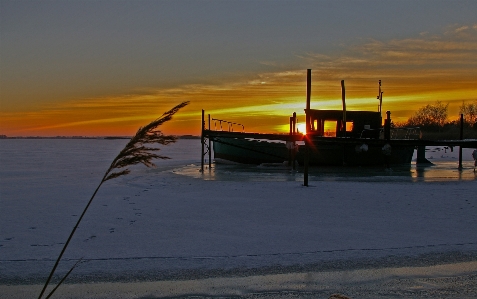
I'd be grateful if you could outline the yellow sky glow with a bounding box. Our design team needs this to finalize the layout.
[1,24,476,136]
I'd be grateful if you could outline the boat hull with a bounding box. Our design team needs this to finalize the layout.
[213,137,415,166]
[213,137,289,164]
[295,143,414,166]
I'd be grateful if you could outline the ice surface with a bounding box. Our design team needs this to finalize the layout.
[0,139,476,298]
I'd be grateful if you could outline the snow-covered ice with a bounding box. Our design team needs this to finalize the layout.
[0,139,476,298]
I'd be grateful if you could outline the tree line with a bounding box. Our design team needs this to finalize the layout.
[396,101,477,139]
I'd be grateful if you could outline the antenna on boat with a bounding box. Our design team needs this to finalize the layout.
[377,80,383,115]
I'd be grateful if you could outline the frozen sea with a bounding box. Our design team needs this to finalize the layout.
[0,138,476,298]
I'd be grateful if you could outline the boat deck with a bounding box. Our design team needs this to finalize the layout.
[203,129,477,148]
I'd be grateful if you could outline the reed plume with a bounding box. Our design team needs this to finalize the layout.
[38,101,189,299]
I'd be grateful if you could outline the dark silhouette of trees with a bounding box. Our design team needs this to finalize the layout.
[401,101,477,139]
[406,101,448,130]
[459,101,477,127]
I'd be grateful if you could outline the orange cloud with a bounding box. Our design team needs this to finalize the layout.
[1,24,476,136]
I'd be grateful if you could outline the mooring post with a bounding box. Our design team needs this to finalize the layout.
[208,114,212,169]
[341,80,346,137]
[289,116,293,167]
[458,113,463,170]
[292,112,296,170]
[416,145,432,165]
[200,109,205,172]
[384,111,391,141]
[384,111,391,168]
[341,80,346,165]
[293,112,297,134]
[304,69,311,186]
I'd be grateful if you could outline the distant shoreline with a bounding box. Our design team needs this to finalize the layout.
[0,135,200,140]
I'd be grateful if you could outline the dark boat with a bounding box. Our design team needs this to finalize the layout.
[212,111,417,167]
[293,108,416,166]
[212,75,417,167]
[213,137,289,164]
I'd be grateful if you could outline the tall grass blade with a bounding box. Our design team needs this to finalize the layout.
[44,258,84,299]
[37,101,189,299]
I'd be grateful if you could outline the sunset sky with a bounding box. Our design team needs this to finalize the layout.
[1,1,476,137]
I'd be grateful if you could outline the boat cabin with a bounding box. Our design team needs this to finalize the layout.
[307,109,382,138]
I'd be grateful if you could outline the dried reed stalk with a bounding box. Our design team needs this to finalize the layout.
[38,101,189,299]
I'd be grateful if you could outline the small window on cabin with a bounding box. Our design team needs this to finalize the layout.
[323,121,337,137]
[346,121,353,132]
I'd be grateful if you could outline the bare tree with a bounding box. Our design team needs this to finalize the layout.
[407,101,448,129]
[459,101,477,126]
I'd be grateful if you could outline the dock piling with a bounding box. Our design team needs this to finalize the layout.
[201,110,205,172]
[208,114,212,169]
[384,111,391,141]
[304,69,311,187]
[288,112,297,169]
[416,145,432,165]
[341,80,346,137]
[341,80,346,165]
[384,111,392,168]
[292,112,296,170]
[289,116,293,167]
[458,113,463,170]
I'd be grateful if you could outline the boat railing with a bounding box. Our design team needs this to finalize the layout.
[378,127,421,140]
[212,118,245,132]
[359,128,380,139]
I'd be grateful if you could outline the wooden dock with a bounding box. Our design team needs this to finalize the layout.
[200,70,477,182]
[201,112,477,187]
[201,115,477,172]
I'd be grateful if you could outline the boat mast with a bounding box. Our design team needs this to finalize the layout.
[306,69,311,134]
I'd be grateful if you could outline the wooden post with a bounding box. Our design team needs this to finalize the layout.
[293,112,297,133]
[341,80,346,137]
[304,69,311,187]
[208,114,212,169]
[200,110,205,172]
[384,111,391,168]
[304,136,309,186]
[458,113,463,170]
[305,69,311,133]
[341,80,346,165]
[384,111,391,141]
[416,146,432,165]
[288,116,293,167]
[292,112,296,170]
